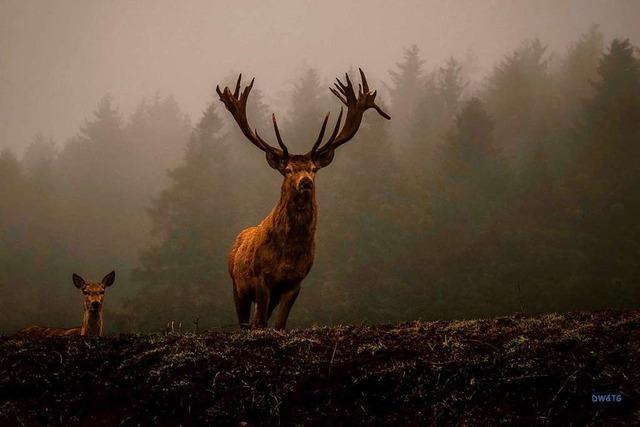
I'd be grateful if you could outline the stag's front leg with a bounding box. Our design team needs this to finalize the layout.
[252,282,271,329]
[274,286,300,330]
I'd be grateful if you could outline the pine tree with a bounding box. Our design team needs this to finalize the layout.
[22,133,57,192]
[560,25,604,125]
[387,45,425,147]
[575,38,640,307]
[484,39,554,165]
[0,150,27,248]
[130,99,236,330]
[431,98,509,236]
[0,149,25,197]
[286,67,331,150]
[582,38,640,185]
[409,57,466,167]
[0,150,22,313]
[388,45,425,115]
[539,26,604,192]
[0,149,35,331]
[424,99,514,317]
[126,94,191,199]
[305,101,407,324]
[54,95,138,264]
[20,135,64,319]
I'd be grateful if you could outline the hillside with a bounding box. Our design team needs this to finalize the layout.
[0,310,638,426]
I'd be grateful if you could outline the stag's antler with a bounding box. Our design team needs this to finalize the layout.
[309,68,390,158]
[216,75,289,158]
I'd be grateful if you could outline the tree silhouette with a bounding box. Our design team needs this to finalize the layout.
[130,99,236,330]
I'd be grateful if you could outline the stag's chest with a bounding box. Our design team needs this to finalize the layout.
[257,235,314,283]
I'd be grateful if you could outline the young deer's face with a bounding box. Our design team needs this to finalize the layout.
[72,271,116,313]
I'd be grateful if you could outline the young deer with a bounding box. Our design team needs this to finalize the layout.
[217,69,390,330]
[17,271,116,337]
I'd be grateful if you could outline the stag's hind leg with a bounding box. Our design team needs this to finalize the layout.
[252,282,271,329]
[267,292,281,323]
[274,286,300,330]
[233,283,252,330]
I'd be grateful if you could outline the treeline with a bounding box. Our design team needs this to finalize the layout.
[1,27,639,332]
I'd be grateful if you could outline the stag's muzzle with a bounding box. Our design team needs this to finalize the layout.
[298,177,314,191]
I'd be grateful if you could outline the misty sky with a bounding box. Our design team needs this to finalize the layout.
[1,0,639,154]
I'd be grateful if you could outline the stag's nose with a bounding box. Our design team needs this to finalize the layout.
[298,177,313,191]
[91,301,101,310]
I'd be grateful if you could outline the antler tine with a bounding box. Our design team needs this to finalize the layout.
[359,68,369,93]
[272,113,288,157]
[233,74,242,98]
[310,108,344,156]
[330,87,348,106]
[217,74,287,158]
[310,112,330,154]
[241,77,255,101]
[344,73,356,101]
[311,69,390,159]
[330,107,344,140]
[374,101,391,120]
[254,129,270,151]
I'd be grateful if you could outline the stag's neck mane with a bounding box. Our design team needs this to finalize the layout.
[81,307,103,337]
[265,185,317,245]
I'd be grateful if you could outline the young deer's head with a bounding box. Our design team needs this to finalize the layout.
[217,69,390,201]
[72,271,116,315]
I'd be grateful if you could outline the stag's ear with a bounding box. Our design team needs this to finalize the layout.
[314,148,335,169]
[101,271,116,287]
[72,273,86,289]
[266,152,287,173]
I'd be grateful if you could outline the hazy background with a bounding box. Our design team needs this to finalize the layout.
[2,0,639,153]
[1,1,640,333]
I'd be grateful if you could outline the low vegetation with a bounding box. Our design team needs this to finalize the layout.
[0,310,638,425]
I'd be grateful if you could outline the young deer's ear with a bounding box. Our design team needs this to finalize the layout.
[314,148,335,169]
[72,273,86,289]
[102,271,116,287]
[266,152,287,173]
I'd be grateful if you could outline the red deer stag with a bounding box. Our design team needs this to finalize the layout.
[17,271,116,337]
[217,69,390,330]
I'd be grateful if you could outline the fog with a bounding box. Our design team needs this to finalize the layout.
[1,1,640,333]
[2,0,639,153]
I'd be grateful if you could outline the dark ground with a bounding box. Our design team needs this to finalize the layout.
[0,310,638,426]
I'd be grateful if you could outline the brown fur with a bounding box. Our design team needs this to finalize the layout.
[219,70,390,330]
[229,156,318,329]
[16,271,116,338]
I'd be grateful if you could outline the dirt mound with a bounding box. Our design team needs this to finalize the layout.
[0,310,638,426]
